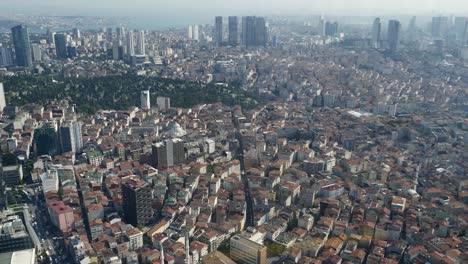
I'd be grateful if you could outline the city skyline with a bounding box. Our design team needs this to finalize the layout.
[0,2,467,264]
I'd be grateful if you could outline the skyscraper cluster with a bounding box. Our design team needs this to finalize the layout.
[213,16,267,47]
[187,25,200,41]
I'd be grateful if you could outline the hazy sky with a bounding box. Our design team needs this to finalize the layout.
[1,0,467,17]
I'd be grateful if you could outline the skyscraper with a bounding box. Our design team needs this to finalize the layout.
[72,28,81,39]
[188,25,193,40]
[127,30,135,57]
[31,44,41,62]
[106,27,113,42]
[255,17,267,46]
[11,25,32,67]
[193,25,200,41]
[371,18,382,49]
[242,16,254,47]
[463,21,468,47]
[431,16,449,38]
[46,29,56,45]
[215,16,223,46]
[325,21,338,36]
[54,33,68,60]
[318,16,326,37]
[228,16,239,46]
[242,16,267,47]
[116,27,125,43]
[136,30,145,55]
[387,20,401,53]
[152,138,185,169]
[140,90,150,110]
[59,121,83,154]
[408,16,417,33]
[122,176,153,227]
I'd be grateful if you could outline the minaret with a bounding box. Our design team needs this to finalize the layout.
[185,231,191,264]
[160,241,165,264]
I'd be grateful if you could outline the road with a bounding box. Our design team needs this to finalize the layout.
[27,185,71,264]
[231,110,254,228]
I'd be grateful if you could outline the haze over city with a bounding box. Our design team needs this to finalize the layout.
[1,0,468,17]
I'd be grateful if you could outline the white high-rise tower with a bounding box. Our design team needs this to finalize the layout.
[193,25,199,41]
[127,30,135,56]
[188,25,193,40]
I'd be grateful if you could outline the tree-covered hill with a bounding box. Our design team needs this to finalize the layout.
[0,75,265,114]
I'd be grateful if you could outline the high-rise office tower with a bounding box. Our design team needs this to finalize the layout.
[72,28,81,39]
[193,25,200,41]
[228,16,238,46]
[387,20,401,53]
[325,21,338,36]
[371,18,382,49]
[0,47,14,66]
[116,27,125,42]
[126,30,135,56]
[188,25,193,40]
[46,29,56,45]
[0,83,6,111]
[112,46,125,60]
[136,30,145,55]
[122,176,154,227]
[242,16,267,47]
[59,121,83,154]
[140,90,150,110]
[106,27,113,42]
[432,16,449,38]
[31,44,41,62]
[255,17,267,46]
[242,16,256,46]
[11,25,32,67]
[318,16,326,37]
[156,96,170,112]
[152,138,185,169]
[454,17,466,42]
[215,16,223,46]
[54,33,68,59]
[463,21,468,47]
[408,16,417,32]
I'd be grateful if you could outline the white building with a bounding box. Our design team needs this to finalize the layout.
[188,25,193,40]
[0,83,6,111]
[127,31,135,56]
[40,169,59,194]
[140,90,151,110]
[193,25,200,41]
[125,227,143,251]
